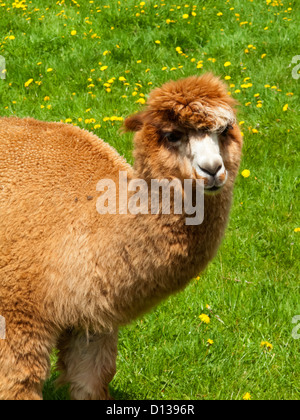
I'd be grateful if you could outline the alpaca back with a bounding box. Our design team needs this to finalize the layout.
[0,117,132,310]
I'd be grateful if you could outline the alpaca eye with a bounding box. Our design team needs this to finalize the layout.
[164,132,182,144]
[221,124,233,136]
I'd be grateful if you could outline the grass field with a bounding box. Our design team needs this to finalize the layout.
[0,0,299,400]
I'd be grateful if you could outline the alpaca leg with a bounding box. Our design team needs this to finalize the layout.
[0,314,52,400]
[56,329,118,400]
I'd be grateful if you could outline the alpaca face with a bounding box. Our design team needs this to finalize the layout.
[125,74,243,191]
[160,127,232,193]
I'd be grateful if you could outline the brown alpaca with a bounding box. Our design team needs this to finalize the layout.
[0,74,243,400]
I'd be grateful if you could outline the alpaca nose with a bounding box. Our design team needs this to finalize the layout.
[199,159,223,177]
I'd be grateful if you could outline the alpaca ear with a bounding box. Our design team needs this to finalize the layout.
[124,112,147,132]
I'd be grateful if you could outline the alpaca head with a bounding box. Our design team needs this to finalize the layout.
[125,73,243,193]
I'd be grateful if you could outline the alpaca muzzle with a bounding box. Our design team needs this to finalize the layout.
[190,133,228,192]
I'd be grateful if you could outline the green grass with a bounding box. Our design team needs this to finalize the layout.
[1,0,299,400]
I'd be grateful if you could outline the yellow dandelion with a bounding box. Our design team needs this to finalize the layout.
[294,228,300,233]
[155,40,161,44]
[182,14,189,19]
[199,314,210,324]
[71,30,77,36]
[100,66,108,71]
[44,96,50,101]
[136,98,146,105]
[24,79,34,87]
[283,104,288,112]
[243,392,251,401]
[207,339,214,345]
[224,61,231,67]
[47,68,53,73]
[241,169,250,178]
[261,341,273,350]
[225,76,231,80]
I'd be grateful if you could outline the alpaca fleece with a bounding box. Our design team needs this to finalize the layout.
[0,74,243,400]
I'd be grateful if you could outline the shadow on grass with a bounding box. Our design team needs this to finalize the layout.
[43,371,70,401]
[43,372,139,401]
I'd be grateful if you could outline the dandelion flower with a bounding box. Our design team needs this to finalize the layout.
[241,169,250,178]
[47,68,53,73]
[294,228,300,232]
[207,339,214,345]
[155,40,161,44]
[261,341,273,350]
[24,79,34,87]
[182,14,189,19]
[283,104,288,112]
[224,61,231,67]
[199,314,210,324]
[71,30,77,36]
[243,392,251,401]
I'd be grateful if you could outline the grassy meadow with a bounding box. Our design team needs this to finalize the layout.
[0,0,299,400]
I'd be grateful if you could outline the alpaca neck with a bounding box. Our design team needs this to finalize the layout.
[124,169,234,281]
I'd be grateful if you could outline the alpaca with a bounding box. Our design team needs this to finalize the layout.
[0,73,243,400]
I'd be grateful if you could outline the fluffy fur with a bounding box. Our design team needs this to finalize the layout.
[0,74,243,400]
